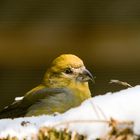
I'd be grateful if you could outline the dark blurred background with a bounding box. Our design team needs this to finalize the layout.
[0,0,140,109]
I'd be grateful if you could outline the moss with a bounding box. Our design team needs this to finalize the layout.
[1,122,140,140]
[38,127,86,140]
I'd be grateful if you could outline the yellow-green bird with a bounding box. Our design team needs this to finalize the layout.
[0,54,94,118]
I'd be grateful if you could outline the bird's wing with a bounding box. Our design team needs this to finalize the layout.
[0,85,68,118]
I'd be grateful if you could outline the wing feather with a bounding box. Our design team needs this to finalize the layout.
[0,85,67,118]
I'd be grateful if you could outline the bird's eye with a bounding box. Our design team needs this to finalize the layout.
[64,68,73,74]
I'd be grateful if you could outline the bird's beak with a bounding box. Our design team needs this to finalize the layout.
[77,68,95,83]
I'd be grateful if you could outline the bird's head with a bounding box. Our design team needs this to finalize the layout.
[43,54,94,87]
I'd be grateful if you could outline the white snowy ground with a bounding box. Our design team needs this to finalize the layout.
[0,85,140,139]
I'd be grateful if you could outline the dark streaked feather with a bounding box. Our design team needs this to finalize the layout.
[0,86,69,118]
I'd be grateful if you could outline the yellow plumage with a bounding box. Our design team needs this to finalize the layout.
[0,54,94,118]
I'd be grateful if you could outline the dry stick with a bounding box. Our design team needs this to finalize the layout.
[89,100,101,119]
[52,119,109,128]
[89,100,108,120]
[109,80,132,88]
[52,119,133,128]
[47,119,136,138]
[96,104,108,120]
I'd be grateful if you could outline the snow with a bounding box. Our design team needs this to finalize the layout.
[0,86,140,139]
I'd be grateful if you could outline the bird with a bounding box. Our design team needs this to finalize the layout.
[0,54,94,118]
